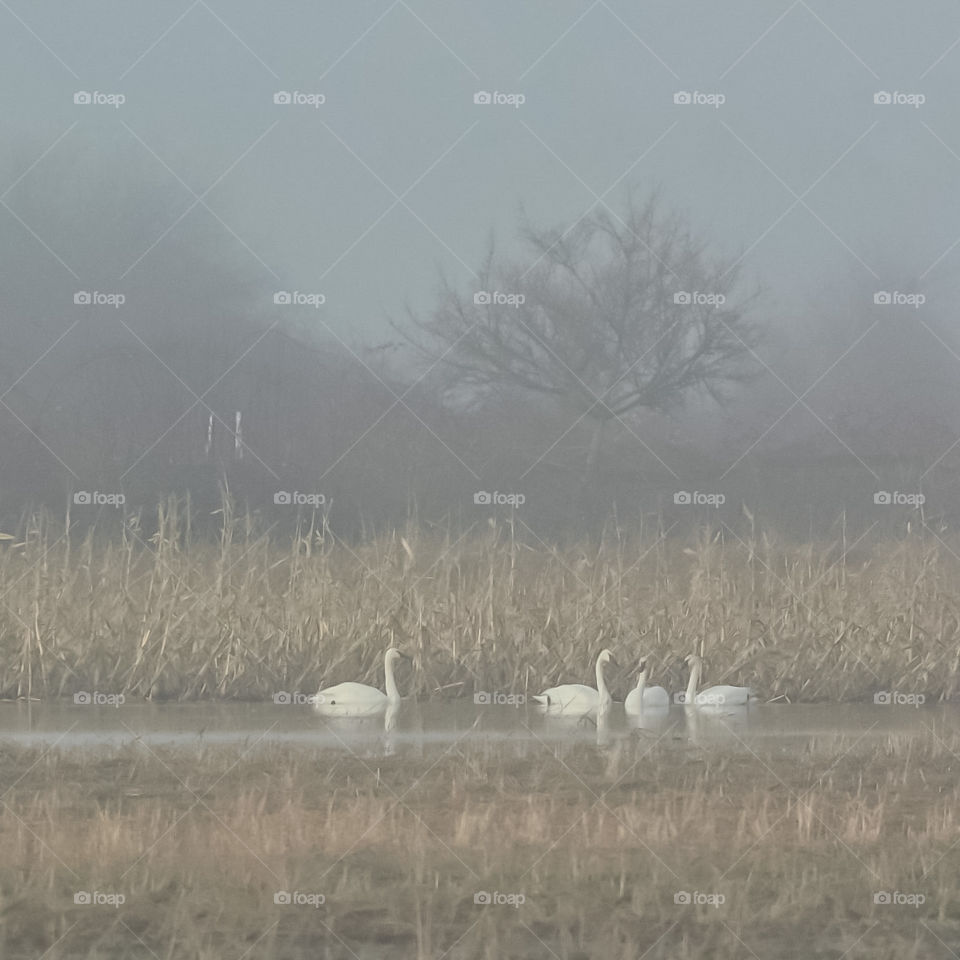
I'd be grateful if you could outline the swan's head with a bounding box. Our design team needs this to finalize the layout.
[685,654,703,669]
[385,648,407,666]
[637,657,649,672]
[597,648,617,668]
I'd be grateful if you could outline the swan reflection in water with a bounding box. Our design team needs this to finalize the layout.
[683,701,753,746]
[383,701,398,755]
[626,704,671,734]
[596,706,613,747]
[316,701,402,757]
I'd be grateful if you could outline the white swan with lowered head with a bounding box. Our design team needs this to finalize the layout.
[624,657,670,714]
[532,649,617,715]
[682,654,755,709]
[313,648,406,717]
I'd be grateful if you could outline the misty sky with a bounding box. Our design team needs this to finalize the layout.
[3,0,960,346]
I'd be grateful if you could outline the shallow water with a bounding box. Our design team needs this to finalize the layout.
[0,699,951,755]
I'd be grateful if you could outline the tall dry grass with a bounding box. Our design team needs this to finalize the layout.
[0,501,957,702]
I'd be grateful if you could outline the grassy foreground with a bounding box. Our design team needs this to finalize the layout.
[0,506,957,702]
[1,721,959,958]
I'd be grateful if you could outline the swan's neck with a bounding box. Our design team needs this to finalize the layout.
[596,658,610,703]
[636,671,647,697]
[685,661,700,703]
[384,656,400,702]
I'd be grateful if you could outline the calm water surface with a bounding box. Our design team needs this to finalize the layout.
[0,699,952,755]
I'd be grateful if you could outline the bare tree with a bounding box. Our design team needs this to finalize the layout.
[401,191,762,493]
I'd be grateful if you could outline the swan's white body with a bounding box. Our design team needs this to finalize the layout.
[314,649,403,717]
[533,649,616,715]
[683,655,755,710]
[624,659,670,714]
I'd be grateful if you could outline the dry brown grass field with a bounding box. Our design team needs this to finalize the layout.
[1,724,959,958]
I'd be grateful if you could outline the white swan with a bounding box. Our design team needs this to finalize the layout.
[313,648,405,717]
[682,654,755,709]
[532,649,617,715]
[624,657,670,714]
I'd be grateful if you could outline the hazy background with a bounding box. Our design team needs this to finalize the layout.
[2,0,960,539]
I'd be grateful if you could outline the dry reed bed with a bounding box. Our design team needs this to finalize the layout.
[1,731,959,958]
[0,505,958,702]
